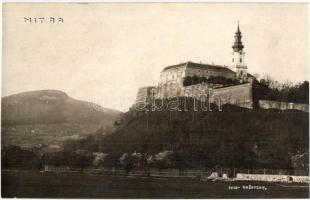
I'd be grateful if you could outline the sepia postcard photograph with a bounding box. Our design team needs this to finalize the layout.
[1,1,309,198]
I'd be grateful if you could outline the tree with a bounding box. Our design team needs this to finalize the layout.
[253,78,309,104]
[93,152,109,167]
[183,76,192,86]
[70,150,93,172]
[119,153,134,174]
[2,145,41,170]
[192,75,199,85]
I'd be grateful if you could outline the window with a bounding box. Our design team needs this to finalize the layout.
[240,58,242,62]
[232,58,234,62]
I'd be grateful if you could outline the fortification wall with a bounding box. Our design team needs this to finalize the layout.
[135,86,156,105]
[156,82,184,99]
[211,83,253,109]
[259,100,309,112]
[181,83,210,102]
[179,83,252,108]
[136,83,253,109]
[236,173,309,183]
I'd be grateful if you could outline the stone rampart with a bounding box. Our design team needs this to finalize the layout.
[211,83,252,109]
[153,83,253,109]
[135,86,156,105]
[180,83,253,108]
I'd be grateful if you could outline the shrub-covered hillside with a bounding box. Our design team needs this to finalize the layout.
[64,98,308,170]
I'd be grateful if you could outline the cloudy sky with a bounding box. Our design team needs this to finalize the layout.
[3,3,309,111]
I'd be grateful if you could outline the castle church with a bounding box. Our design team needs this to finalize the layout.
[135,24,254,109]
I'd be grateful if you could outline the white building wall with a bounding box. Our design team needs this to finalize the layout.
[236,173,309,183]
[232,51,246,67]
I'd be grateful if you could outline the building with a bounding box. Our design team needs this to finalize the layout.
[135,23,254,109]
[156,62,236,98]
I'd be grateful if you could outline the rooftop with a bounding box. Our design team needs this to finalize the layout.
[162,61,235,73]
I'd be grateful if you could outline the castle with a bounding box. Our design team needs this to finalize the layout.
[135,23,254,109]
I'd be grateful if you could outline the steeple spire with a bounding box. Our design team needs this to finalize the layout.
[236,21,240,33]
[232,22,244,52]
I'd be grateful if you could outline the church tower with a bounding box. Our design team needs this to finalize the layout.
[232,22,247,81]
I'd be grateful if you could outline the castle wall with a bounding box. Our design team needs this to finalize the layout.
[211,83,253,109]
[181,83,210,102]
[179,83,252,109]
[135,86,156,105]
[156,82,183,98]
[259,100,309,112]
[137,83,253,109]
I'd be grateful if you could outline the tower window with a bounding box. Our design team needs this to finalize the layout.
[240,58,242,62]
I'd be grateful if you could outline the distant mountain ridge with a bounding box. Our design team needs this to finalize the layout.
[2,90,122,126]
[1,90,122,149]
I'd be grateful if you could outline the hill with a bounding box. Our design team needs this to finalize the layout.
[64,98,309,170]
[1,90,122,149]
[2,90,121,125]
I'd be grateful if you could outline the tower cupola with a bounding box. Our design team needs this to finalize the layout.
[232,24,244,52]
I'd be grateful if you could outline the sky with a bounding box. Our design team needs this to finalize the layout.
[2,3,309,111]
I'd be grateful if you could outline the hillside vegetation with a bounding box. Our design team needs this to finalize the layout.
[63,98,308,170]
[253,79,308,104]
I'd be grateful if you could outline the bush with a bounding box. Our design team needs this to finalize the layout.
[253,79,309,104]
[2,145,41,170]
[183,76,240,86]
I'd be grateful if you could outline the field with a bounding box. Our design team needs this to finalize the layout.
[1,123,100,149]
[1,170,309,198]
